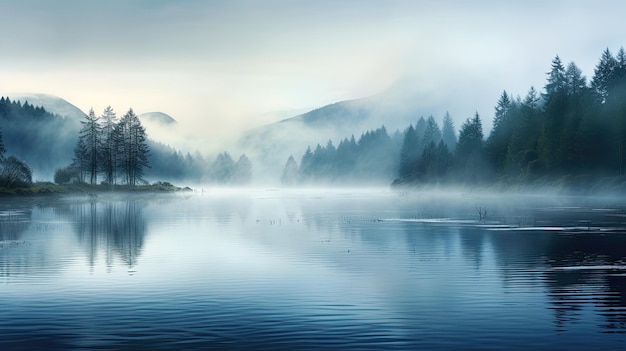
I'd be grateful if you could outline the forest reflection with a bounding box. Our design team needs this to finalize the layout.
[0,202,33,278]
[0,202,31,241]
[54,199,147,271]
[305,198,626,335]
[456,213,626,333]
[3,192,626,336]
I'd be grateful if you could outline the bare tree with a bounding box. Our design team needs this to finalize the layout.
[0,155,32,187]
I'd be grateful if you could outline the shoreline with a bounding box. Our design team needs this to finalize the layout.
[0,181,193,197]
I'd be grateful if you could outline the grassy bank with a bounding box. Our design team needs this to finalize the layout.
[0,181,193,196]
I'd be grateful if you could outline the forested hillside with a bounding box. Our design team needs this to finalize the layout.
[1,98,252,186]
[0,96,80,178]
[5,46,626,189]
[284,47,626,189]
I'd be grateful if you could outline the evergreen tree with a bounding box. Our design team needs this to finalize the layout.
[615,47,626,84]
[441,112,457,152]
[457,113,484,157]
[335,136,357,177]
[398,125,419,178]
[421,115,442,148]
[73,134,88,183]
[416,140,453,182]
[540,56,570,171]
[486,91,515,171]
[299,146,313,181]
[100,106,118,184]
[591,48,617,104]
[77,108,101,185]
[311,143,325,178]
[562,62,591,170]
[212,152,235,183]
[232,154,252,184]
[544,55,567,99]
[414,117,428,156]
[415,117,427,139]
[0,126,5,161]
[294,125,397,183]
[323,140,337,179]
[117,109,150,186]
[456,112,487,183]
[281,155,299,185]
[523,86,540,110]
[565,62,587,96]
[357,126,396,181]
[505,87,542,177]
[435,140,453,177]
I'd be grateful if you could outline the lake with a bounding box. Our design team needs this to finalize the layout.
[1,188,626,350]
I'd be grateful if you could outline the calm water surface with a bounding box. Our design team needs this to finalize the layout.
[1,188,626,350]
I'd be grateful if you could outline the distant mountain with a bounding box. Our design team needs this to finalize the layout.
[4,93,86,120]
[139,111,177,125]
[241,85,442,148]
[238,87,442,183]
[137,111,182,147]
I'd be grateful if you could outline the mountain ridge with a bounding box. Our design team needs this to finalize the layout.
[139,111,177,125]
[2,93,87,120]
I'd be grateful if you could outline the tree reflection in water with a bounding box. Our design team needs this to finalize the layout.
[479,205,626,334]
[0,202,33,278]
[58,199,147,273]
[296,195,626,334]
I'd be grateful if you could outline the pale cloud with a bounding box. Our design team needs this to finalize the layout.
[1,0,626,142]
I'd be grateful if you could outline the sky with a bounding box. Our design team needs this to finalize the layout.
[1,0,626,139]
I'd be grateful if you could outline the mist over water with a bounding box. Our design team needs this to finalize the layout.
[1,188,626,350]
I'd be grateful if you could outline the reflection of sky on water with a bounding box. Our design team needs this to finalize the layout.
[1,189,626,349]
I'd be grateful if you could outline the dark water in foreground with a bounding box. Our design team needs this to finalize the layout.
[1,188,626,350]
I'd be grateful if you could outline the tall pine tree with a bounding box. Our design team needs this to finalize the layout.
[591,48,616,104]
[456,112,487,183]
[486,91,514,171]
[100,106,118,184]
[441,112,457,152]
[0,126,6,161]
[117,109,150,186]
[77,109,101,185]
[398,125,420,178]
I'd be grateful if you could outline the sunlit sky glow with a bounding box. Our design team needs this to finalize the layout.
[1,0,625,138]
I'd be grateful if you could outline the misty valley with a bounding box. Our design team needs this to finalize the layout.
[5,49,626,193]
[2,45,626,350]
[1,189,626,350]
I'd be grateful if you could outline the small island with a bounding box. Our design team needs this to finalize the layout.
[0,104,195,196]
[0,181,193,196]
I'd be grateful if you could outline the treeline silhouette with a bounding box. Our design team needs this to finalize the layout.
[56,107,151,185]
[0,98,253,186]
[281,126,403,184]
[146,142,252,185]
[284,47,626,188]
[55,106,252,185]
[0,97,78,180]
[55,106,255,186]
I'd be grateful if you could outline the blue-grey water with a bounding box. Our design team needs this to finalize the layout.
[1,188,626,350]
